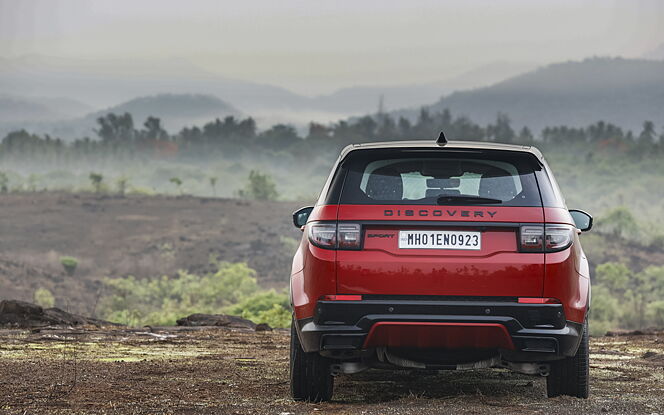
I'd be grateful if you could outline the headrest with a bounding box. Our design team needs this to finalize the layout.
[365,166,403,200]
[479,169,516,200]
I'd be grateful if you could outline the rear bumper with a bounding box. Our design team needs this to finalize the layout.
[295,298,584,362]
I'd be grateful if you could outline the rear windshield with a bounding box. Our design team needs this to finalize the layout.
[327,149,546,206]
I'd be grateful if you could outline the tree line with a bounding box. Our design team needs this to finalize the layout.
[1,109,663,162]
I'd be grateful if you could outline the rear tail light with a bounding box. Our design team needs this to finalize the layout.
[308,223,337,248]
[338,223,361,249]
[544,224,574,252]
[308,222,362,250]
[519,226,544,252]
[519,224,574,253]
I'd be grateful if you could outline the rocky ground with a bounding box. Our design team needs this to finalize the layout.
[0,326,662,415]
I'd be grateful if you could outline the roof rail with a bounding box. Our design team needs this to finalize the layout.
[436,131,447,145]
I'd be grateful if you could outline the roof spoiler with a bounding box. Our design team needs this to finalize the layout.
[436,131,447,145]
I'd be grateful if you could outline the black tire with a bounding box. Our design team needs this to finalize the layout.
[546,320,590,398]
[290,318,333,402]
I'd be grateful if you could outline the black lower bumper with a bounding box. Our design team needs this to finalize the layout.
[296,297,583,362]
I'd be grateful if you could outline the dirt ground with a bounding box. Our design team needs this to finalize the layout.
[0,326,662,415]
[0,192,304,315]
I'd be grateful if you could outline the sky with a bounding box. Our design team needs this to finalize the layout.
[1,0,663,95]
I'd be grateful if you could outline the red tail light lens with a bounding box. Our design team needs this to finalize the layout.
[519,224,574,253]
[307,222,362,250]
[308,223,337,248]
[338,223,361,250]
[544,224,574,252]
[519,226,544,252]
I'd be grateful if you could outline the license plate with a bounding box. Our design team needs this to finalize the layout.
[398,230,481,250]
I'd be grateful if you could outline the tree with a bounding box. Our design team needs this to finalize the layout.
[0,171,8,193]
[354,116,378,140]
[487,113,515,143]
[451,116,484,141]
[209,176,218,196]
[95,113,135,143]
[259,124,300,150]
[142,116,169,141]
[89,172,104,194]
[239,170,278,201]
[517,127,534,144]
[169,177,183,195]
[397,117,412,137]
[116,176,130,197]
[306,123,331,141]
[638,121,656,145]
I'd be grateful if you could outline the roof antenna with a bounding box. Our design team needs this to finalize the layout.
[436,131,447,145]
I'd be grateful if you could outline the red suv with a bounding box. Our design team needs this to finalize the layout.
[289,136,592,401]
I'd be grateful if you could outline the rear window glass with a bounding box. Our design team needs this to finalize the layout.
[332,149,545,206]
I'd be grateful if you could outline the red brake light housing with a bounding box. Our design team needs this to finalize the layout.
[519,224,574,253]
[308,222,362,250]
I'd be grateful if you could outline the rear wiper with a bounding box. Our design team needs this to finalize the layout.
[436,195,502,205]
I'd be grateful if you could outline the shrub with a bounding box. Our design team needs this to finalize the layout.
[99,262,265,326]
[595,207,640,240]
[280,236,300,254]
[127,186,155,196]
[34,288,55,308]
[225,290,291,328]
[26,174,39,192]
[648,301,664,327]
[89,172,104,194]
[116,176,130,196]
[649,234,664,250]
[60,256,79,276]
[591,262,664,332]
[238,170,278,201]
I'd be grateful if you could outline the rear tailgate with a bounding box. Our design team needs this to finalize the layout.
[336,204,545,297]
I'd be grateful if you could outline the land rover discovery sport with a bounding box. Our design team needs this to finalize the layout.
[289,136,593,401]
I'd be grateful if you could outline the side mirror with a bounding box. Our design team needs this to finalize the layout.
[569,209,593,232]
[293,206,314,229]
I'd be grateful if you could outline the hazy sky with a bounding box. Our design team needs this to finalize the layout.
[1,0,663,94]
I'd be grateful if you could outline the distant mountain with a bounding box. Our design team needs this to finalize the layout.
[0,55,307,113]
[0,55,538,131]
[400,57,664,132]
[308,61,537,114]
[87,93,240,131]
[0,95,92,123]
[0,93,240,139]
